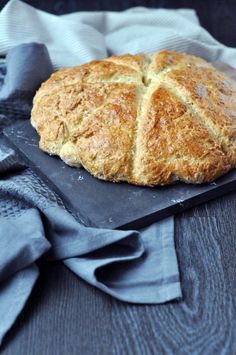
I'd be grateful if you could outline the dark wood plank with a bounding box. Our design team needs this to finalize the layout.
[111,200,236,354]
[182,190,236,218]
[1,262,112,355]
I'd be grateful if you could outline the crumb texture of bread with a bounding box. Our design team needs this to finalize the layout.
[31,50,236,185]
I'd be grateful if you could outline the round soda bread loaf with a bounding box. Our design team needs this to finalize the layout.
[31,50,236,186]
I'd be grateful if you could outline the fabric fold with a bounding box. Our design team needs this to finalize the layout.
[0,164,181,305]
[0,208,50,283]
[0,141,26,172]
[0,265,39,345]
[1,0,236,68]
[43,206,144,259]
[65,217,181,303]
[0,42,53,101]
[0,0,107,68]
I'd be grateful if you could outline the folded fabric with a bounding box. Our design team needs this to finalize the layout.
[0,42,53,119]
[0,265,39,345]
[1,0,236,68]
[0,42,53,101]
[0,42,181,346]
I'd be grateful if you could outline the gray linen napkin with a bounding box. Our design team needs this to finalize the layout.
[1,0,236,68]
[0,43,181,345]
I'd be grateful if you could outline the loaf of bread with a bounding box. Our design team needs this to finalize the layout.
[31,50,236,185]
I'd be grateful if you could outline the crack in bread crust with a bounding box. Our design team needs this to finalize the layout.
[158,68,236,166]
[31,50,236,185]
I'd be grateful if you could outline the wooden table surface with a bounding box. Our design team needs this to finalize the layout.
[1,1,236,354]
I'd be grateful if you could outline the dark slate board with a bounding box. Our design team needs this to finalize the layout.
[3,120,236,229]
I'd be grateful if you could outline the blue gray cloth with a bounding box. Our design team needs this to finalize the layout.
[0,43,181,345]
[2,1,236,68]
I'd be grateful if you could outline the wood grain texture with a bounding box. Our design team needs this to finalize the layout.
[1,263,112,355]
[111,196,236,354]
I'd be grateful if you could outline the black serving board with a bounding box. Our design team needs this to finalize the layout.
[4,120,236,229]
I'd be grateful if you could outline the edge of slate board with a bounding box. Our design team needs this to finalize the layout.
[3,133,92,227]
[3,120,236,230]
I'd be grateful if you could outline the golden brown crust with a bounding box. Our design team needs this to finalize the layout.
[31,50,236,186]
